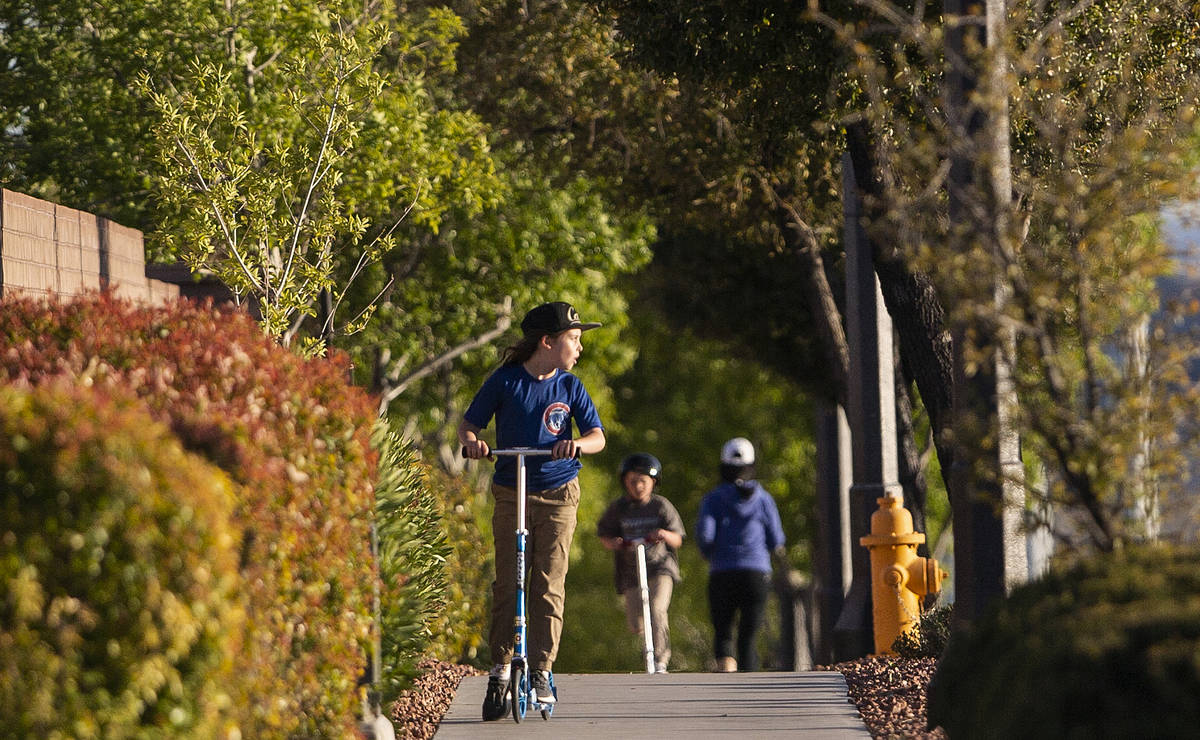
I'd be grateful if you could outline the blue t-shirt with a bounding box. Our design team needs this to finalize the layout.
[695,481,786,573]
[463,364,603,491]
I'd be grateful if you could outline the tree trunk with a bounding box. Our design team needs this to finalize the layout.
[772,185,943,536]
[772,200,849,409]
[845,124,958,493]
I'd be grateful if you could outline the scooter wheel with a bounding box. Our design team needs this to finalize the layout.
[510,665,526,722]
[541,674,555,720]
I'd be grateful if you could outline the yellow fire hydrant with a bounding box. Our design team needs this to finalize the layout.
[859,495,949,654]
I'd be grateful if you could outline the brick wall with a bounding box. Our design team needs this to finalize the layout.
[0,189,178,305]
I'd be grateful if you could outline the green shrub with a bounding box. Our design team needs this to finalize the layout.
[0,382,244,739]
[892,604,952,659]
[928,545,1200,739]
[0,294,378,737]
[373,422,450,700]
[425,468,492,668]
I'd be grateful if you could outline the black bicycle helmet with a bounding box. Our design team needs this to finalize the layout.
[619,452,662,482]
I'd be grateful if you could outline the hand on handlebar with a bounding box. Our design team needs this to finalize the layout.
[551,438,579,460]
[461,440,491,460]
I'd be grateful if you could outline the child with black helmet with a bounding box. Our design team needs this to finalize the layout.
[596,453,686,673]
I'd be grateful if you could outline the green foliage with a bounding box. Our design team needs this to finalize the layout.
[598,0,839,136]
[140,5,495,347]
[142,22,391,344]
[928,545,1200,739]
[891,604,952,659]
[4,0,501,351]
[362,0,656,452]
[0,294,378,737]
[602,0,1200,550]
[0,382,244,739]
[424,467,494,668]
[833,0,1200,549]
[0,0,221,227]
[372,423,451,700]
[640,227,829,396]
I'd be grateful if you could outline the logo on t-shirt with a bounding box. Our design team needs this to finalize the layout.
[543,402,571,435]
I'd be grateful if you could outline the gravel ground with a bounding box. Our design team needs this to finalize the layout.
[388,659,482,740]
[820,655,946,739]
[390,655,944,739]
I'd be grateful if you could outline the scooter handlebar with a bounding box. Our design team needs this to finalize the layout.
[460,446,581,460]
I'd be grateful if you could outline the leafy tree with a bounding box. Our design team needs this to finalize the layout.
[816,0,1200,551]
[4,0,501,353]
[600,0,1200,559]
[140,3,502,351]
[586,0,943,536]
[144,22,391,349]
[1,0,216,227]
[358,0,659,463]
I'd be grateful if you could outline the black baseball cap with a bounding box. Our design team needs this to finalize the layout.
[521,301,602,337]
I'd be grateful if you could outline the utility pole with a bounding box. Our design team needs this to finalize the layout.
[943,0,1029,624]
[833,152,905,659]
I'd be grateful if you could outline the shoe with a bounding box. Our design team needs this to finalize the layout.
[530,670,556,704]
[715,656,737,673]
[481,675,509,721]
[654,662,669,674]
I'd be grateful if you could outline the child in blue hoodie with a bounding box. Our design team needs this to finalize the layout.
[695,437,786,672]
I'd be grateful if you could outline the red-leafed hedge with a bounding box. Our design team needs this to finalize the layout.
[0,381,244,738]
[0,294,378,737]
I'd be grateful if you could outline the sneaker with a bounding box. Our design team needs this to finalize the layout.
[481,675,509,721]
[530,670,556,704]
[654,662,669,674]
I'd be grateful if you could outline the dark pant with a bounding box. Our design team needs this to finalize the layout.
[707,569,770,671]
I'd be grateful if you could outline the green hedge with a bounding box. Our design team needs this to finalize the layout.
[424,466,493,667]
[928,545,1200,739]
[892,604,952,659]
[373,423,450,700]
[0,382,244,739]
[0,294,379,737]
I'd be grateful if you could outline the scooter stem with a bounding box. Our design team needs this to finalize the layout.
[636,542,655,674]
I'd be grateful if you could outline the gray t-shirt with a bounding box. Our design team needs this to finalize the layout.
[596,493,686,593]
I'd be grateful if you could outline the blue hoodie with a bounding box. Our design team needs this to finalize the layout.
[695,481,786,573]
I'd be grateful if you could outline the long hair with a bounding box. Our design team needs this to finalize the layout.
[720,463,757,497]
[501,335,543,366]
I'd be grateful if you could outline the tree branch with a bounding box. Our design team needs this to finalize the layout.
[376,297,514,416]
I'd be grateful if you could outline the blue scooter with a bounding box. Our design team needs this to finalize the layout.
[481,447,560,722]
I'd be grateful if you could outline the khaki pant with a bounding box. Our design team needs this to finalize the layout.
[622,573,674,667]
[489,478,580,671]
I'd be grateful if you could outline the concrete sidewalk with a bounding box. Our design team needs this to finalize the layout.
[435,671,871,738]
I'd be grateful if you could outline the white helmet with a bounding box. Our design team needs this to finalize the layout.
[720,437,755,466]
